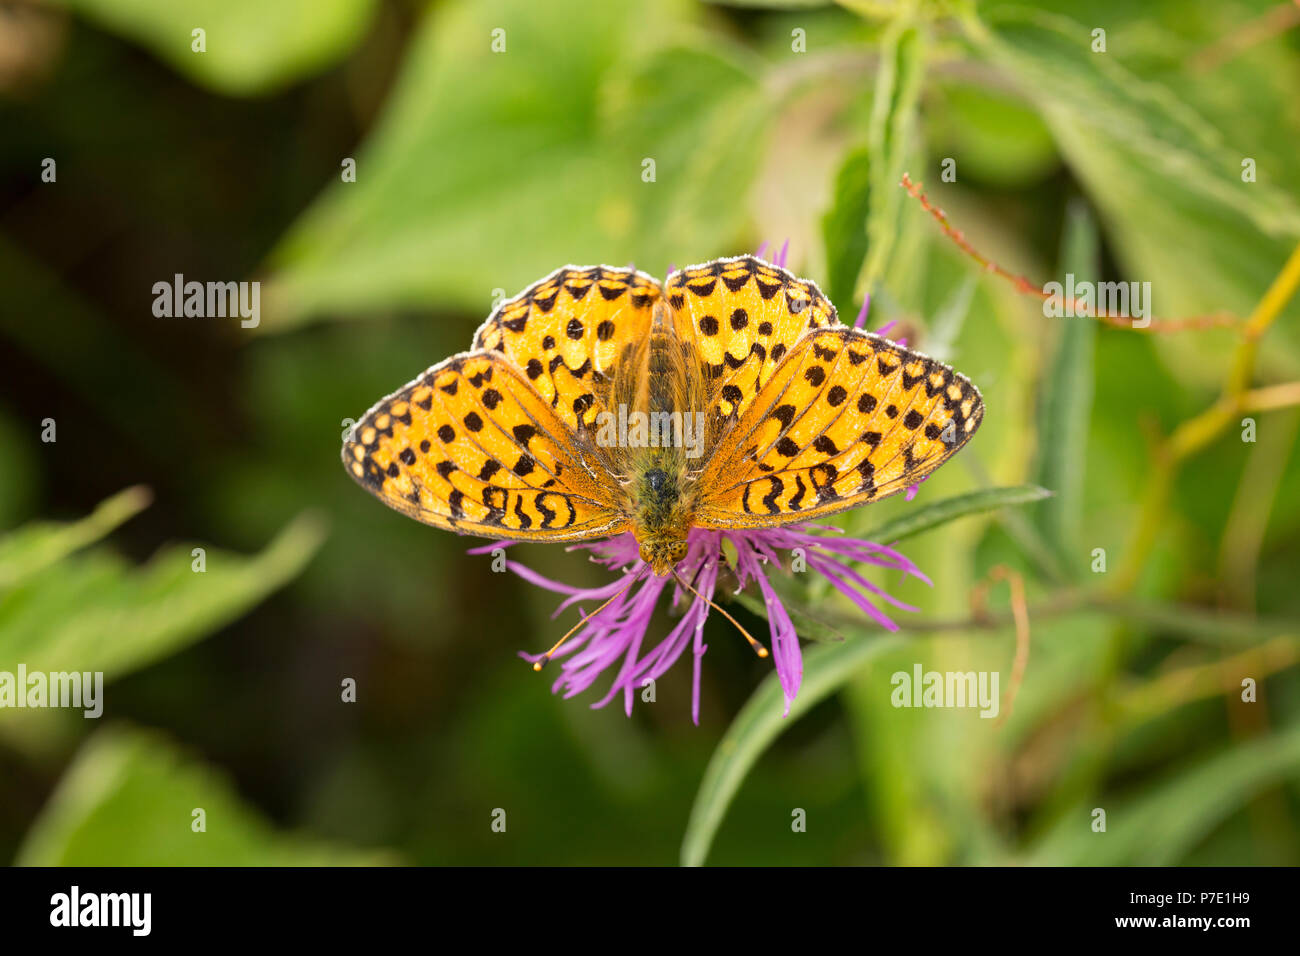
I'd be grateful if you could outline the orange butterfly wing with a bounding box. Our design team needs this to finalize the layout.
[344,256,985,541]
[473,265,663,431]
[343,352,628,541]
[665,255,838,423]
[694,326,984,527]
[344,264,670,540]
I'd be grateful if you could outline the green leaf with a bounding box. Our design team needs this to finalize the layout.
[1025,721,1300,865]
[969,8,1300,239]
[0,494,326,687]
[17,726,392,865]
[733,584,845,644]
[966,6,1300,381]
[862,21,925,292]
[860,484,1053,545]
[1033,201,1096,572]
[48,0,377,95]
[681,633,904,866]
[0,486,151,591]
[922,273,977,363]
[264,0,773,330]
[821,146,872,312]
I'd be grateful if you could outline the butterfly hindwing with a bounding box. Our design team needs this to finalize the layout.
[473,265,663,432]
[693,326,984,527]
[343,352,628,541]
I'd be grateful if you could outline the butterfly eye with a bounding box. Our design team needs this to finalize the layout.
[636,539,688,571]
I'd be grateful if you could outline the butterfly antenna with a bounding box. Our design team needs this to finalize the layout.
[672,571,768,659]
[532,571,643,672]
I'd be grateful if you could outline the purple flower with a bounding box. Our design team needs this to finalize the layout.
[470,526,929,724]
[853,296,872,329]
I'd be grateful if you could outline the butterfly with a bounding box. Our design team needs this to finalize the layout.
[342,256,984,576]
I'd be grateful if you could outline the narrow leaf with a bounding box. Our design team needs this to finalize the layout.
[1034,200,1096,570]
[733,587,845,644]
[821,146,872,312]
[681,634,904,866]
[863,22,925,291]
[1025,721,1300,865]
[0,486,151,591]
[861,484,1053,546]
[0,512,327,682]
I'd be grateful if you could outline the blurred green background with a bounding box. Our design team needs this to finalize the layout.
[2,0,1299,866]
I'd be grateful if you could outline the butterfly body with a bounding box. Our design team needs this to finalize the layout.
[344,257,985,573]
[611,301,707,573]
[627,463,693,575]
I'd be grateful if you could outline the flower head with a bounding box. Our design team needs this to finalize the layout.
[472,526,928,723]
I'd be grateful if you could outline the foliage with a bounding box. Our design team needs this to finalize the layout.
[2,0,1298,866]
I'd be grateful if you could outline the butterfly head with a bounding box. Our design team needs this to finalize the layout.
[637,536,689,577]
[628,464,694,575]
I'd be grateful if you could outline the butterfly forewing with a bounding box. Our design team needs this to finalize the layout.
[473,265,663,432]
[665,256,837,424]
[343,352,628,541]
